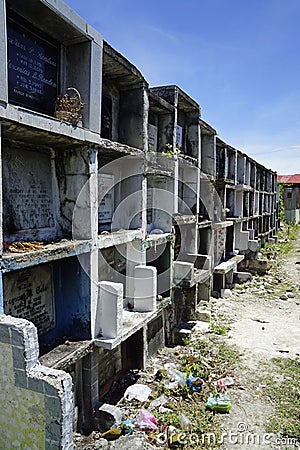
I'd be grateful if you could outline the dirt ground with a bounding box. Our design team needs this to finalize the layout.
[75,231,300,449]
[214,233,300,450]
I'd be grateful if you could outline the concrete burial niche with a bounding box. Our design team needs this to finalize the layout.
[2,145,56,241]
[150,85,200,159]
[146,242,171,299]
[148,90,174,153]
[98,157,144,232]
[101,42,147,150]
[147,175,174,233]
[3,256,91,355]
[2,143,93,243]
[5,0,102,131]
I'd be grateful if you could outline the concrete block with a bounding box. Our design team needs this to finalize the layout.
[233,271,252,284]
[173,261,194,285]
[0,325,11,344]
[10,327,24,347]
[134,265,157,312]
[12,346,26,370]
[14,368,27,388]
[98,281,123,339]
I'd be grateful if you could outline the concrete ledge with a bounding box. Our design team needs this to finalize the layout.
[2,240,91,273]
[146,232,173,247]
[94,309,158,350]
[97,229,144,249]
[39,341,93,370]
[214,255,245,274]
[212,220,234,229]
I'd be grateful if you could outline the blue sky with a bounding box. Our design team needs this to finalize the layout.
[64,0,300,174]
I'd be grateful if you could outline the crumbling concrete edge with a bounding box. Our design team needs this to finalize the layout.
[0,314,74,449]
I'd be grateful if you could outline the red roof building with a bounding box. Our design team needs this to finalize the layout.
[278,174,300,184]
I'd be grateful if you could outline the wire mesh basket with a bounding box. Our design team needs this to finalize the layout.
[54,87,84,126]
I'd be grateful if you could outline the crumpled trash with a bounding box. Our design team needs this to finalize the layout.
[124,384,152,402]
[178,413,192,431]
[101,428,122,441]
[121,419,134,435]
[206,391,232,413]
[164,363,186,388]
[215,376,234,391]
[135,408,158,430]
[149,393,169,410]
[186,377,205,393]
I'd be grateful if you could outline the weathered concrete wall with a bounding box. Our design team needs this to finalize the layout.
[119,87,147,150]
[147,313,164,356]
[0,315,73,449]
[3,144,57,242]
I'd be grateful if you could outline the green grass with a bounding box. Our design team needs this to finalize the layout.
[260,224,300,260]
[259,358,300,440]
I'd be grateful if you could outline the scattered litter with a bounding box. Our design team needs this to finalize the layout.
[101,428,121,441]
[124,384,152,402]
[178,413,192,431]
[206,389,232,413]
[121,419,134,436]
[158,405,173,413]
[164,363,186,388]
[94,404,122,433]
[149,394,169,410]
[215,377,234,389]
[135,409,158,430]
[186,377,205,393]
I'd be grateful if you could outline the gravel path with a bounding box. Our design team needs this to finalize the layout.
[213,233,300,450]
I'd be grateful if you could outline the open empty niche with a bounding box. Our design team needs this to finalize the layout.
[199,227,211,257]
[226,148,236,181]
[178,164,198,214]
[101,43,146,149]
[98,245,126,286]
[201,131,215,176]
[98,157,144,232]
[148,92,174,153]
[146,242,171,298]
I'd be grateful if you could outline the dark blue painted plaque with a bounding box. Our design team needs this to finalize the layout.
[7,12,59,115]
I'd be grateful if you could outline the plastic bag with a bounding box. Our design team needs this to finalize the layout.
[186,377,204,393]
[206,391,232,413]
[178,413,192,431]
[124,384,152,402]
[136,408,158,430]
[149,393,169,410]
[164,363,186,388]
